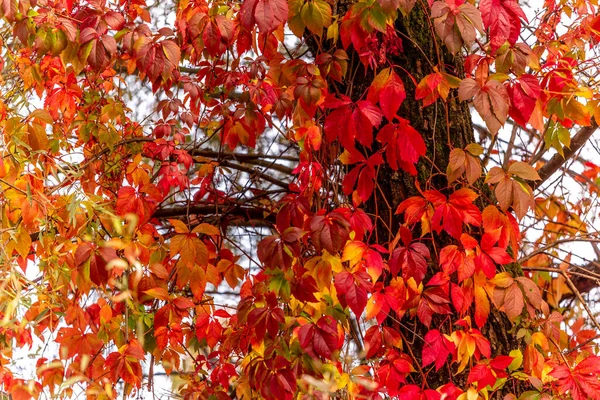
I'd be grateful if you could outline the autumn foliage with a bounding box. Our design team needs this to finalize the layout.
[2,0,600,399]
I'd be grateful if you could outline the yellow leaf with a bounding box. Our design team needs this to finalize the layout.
[327,21,339,42]
[15,226,32,261]
[170,234,208,267]
[169,219,189,233]
[531,332,549,350]
[192,223,220,236]
[322,251,343,273]
[341,241,366,266]
[508,349,523,371]
[143,287,170,301]
[491,272,514,288]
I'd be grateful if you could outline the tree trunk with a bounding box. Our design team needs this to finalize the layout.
[317,2,527,396]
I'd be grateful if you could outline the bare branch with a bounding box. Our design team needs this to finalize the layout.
[216,160,291,188]
[532,121,598,190]
[188,148,299,162]
[152,204,276,225]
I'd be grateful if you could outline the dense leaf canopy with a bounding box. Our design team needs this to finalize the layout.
[2,0,600,399]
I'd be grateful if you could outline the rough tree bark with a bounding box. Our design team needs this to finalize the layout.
[314,1,527,396]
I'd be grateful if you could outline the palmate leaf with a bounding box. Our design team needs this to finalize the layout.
[508,74,542,127]
[240,0,288,32]
[367,68,406,121]
[334,270,373,317]
[459,78,510,136]
[480,0,527,51]
[422,329,455,371]
[341,150,383,203]
[486,165,540,219]
[309,210,351,254]
[324,96,383,148]
[377,350,413,396]
[298,316,342,359]
[422,188,482,239]
[79,28,116,71]
[300,0,332,36]
[417,286,452,327]
[55,327,103,359]
[105,340,145,387]
[431,0,483,55]
[170,232,209,268]
[378,118,426,175]
[446,144,483,185]
[551,356,600,400]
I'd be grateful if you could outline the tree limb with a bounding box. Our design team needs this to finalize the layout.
[152,204,276,225]
[188,148,299,162]
[532,121,598,190]
[216,160,290,188]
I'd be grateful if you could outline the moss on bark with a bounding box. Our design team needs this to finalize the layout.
[313,1,527,396]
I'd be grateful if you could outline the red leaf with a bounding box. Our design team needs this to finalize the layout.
[459,78,510,136]
[439,245,462,275]
[418,286,452,327]
[347,207,374,240]
[240,0,288,32]
[298,316,341,359]
[476,229,512,278]
[490,355,514,370]
[378,119,426,175]
[334,270,373,316]
[356,100,384,128]
[258,228,302,270]
[105,340,145,387]
[416,72,444,107]
[396,196,428,224]
[367,68,406,121]
[398,385,442,400]
[354,101,383,148]
[389,239,430,284]
[377,351,413,396]
[550,356,600,400]
[480,0,527,51]
[428,188,481,239]
[422,329,454,371]
[508,74,541,127]
[341,151,383,202]
[324,97,382,149]
[56,327,103,359]
[248,301,284,341]
[85,34,117,71]
[309,211,351,254]
[363,325,384,359]
[104,11,125,30]
[467,363,497,389]
[116,185,161,224]
[367,281,404,324]
[482,205,520,255]
[0,0,16,22]
[291,274,319,303]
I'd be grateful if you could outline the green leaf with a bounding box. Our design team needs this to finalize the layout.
[508,349,523,372]
[368,6,388,33]
[544,122,570,157]
[465,143,484,156]
[288,0,306,37]
[301,0,331,36]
